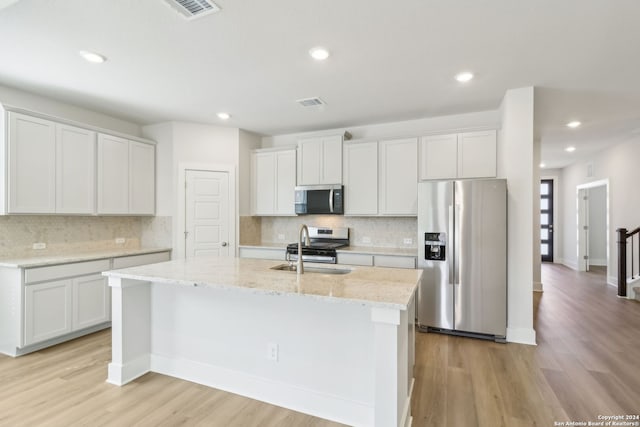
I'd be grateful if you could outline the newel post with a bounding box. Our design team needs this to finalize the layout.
[617,228,628,297]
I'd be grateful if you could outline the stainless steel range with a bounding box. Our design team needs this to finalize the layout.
[286,226,349,264]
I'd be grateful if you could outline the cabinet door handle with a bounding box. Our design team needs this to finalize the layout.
[221,242,228,247]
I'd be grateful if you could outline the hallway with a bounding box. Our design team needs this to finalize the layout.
[411,263,640,426]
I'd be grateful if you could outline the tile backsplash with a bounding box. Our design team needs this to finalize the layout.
[254,215,417,248]
[240,216,262,245]
[0,216,143,258]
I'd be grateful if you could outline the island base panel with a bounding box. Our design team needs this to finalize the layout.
[108,278,414,427]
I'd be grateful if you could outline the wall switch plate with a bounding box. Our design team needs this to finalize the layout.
[277,234,285,241]
[362,236,371,244]
[32,242,46,250]
[403,238,413,245]
[267,342,279,361]
[115,238,126,244]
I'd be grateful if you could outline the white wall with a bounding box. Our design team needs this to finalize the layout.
[262,110,501,147]
[588,185,607,266]
[560,137,640,284]
[0,84,142,136]
[497,87,536,345]
[142,121,242,253]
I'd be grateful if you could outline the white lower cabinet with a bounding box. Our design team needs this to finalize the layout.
[0,250,171,356]
[72,274,110,331]
[238,246,286,260]
[338,253,417,269]
[24,279,73,346]
[24,272,110,347]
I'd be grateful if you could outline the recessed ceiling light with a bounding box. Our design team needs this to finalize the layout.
[309,47,330,61]
[455,71,474,83]
[565,146,576,152]
[539,163,546,168]
[567,121,581,128]
[217,112,231,120]
[79,50,107,64]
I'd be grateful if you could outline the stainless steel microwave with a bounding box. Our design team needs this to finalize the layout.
[294,185,344,215]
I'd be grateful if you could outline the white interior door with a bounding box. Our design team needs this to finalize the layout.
[185,170,230,258]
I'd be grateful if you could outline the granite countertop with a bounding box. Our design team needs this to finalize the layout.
[239,243,418,257]
[0,247,172,268]
[104,256,421,310]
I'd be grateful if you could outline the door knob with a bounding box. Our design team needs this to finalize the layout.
[221,242,228,247]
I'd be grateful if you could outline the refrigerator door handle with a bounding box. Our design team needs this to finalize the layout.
[448,204,455,286]
[454,202,461,288]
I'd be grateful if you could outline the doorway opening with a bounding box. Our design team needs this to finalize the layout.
[540,179,554,262]
[576,180,609,278]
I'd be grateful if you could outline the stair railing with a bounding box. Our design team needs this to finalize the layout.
[617,227,640,297]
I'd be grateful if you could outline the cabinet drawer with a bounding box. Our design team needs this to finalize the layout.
[25,259,111,284]
[337,253,374,266]
[238,247,286,261]
[374,255,416,269]
[112,251,170,269]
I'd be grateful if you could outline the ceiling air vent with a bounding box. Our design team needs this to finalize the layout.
[164,0,221,20]
[296,97,326,107]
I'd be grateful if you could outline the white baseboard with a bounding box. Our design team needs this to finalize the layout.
[150,354,373,427]
[506,327,537,345]
[589,258,607,266]
[107,354,150,386]
[401,378,415,427]
[560,259,578,271]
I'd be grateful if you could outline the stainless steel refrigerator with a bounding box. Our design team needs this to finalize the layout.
[417,179,507,341]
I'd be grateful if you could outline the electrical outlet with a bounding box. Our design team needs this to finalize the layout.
[277,234,285,241]
[267,342,279,361]
[403,238,413,245]
[32,242,46,250]
[115,238,126,244]
[362,236,371,244]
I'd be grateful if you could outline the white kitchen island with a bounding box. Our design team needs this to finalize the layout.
[103,256,421,427]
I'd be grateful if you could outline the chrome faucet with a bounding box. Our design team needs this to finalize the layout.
[298,224,311,274]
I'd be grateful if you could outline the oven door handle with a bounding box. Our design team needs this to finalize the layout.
[329,188,334,213]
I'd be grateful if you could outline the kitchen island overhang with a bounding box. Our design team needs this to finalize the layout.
[103,257,421,427]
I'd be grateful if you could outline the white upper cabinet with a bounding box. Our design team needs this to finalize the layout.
[419,133,458,180]
[379,138,418,216]
[457,130,497,178]
[2,108,155,216]
[251,148,296,216]
[297,135,342,185]
[129,141,155,215]
[343,141,378,215]
[252,151,276,215]
[56,124,96,214]
[8,112,56,213]
[420,130,497,180]
[274,149,296,215]
[97,134,129,214]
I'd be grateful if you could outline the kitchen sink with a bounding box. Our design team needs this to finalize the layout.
[270,264,352,275]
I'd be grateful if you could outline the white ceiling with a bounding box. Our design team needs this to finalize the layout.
[1,0,639,169]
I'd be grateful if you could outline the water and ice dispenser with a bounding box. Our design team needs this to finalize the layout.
[424,232,446,261]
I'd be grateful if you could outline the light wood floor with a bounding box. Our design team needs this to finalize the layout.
[1,264,638,426]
